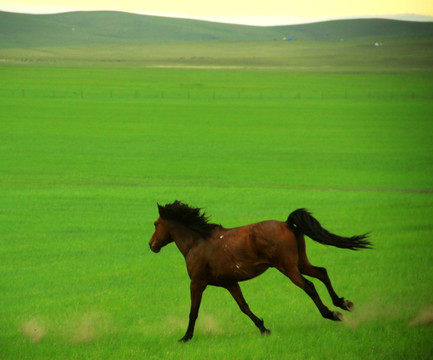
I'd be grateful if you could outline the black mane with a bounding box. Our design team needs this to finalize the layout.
[158,201,221,238]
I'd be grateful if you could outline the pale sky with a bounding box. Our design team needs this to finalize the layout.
[1,0,432,25]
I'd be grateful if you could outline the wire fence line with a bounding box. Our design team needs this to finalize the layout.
[1,88,431,100]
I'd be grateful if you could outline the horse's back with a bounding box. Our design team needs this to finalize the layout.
[248,220,299,266]
[217,220,298,262]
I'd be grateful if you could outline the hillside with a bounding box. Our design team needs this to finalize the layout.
[280,19,433,40]
[1,11,433,48]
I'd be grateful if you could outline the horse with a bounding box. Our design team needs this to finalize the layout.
[149,201,371,342]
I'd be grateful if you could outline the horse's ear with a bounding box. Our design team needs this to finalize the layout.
[157,203,163,215]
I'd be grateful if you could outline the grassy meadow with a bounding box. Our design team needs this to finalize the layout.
[1,38,433,359]
[2,37,433,71]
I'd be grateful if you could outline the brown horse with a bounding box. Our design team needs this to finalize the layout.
[149,201,371,342]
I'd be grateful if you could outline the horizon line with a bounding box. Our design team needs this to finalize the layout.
[1,6,433,26]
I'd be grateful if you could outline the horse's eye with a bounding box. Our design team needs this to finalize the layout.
[154,222,157,227]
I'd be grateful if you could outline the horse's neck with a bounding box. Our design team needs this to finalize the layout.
[171,224,201,257]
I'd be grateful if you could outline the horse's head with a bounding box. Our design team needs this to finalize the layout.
[149,214,173,253]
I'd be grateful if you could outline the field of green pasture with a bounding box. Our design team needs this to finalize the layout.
[1,65,432,359]
[2,38,433,71]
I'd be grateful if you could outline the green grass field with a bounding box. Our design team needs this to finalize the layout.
[2,38,433,71]
[1,40,433,359]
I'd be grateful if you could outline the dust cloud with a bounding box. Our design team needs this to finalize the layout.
[19,318,46,343]
[67,313,112,344]
[19,312,112,344]
[407,306,433,327]
[342,302,433,329]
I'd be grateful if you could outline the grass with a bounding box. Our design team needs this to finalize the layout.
[1,56,433,359]
[2,38,433,71]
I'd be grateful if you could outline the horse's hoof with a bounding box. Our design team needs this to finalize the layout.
[261,329,271,336]
[179,336,192,343]
[342,300,354,312]
[332,311,344,321]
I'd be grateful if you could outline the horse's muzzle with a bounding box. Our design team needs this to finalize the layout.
[149,242,161,253]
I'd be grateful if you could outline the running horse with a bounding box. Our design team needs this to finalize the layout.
[149,201,371,342]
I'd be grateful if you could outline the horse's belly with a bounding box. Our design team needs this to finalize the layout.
[236,263,269,282]
[209,263,269,285]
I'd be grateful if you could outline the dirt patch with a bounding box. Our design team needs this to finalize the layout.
[58,312,112,344]
[72,317,98,343]
[161,313,222,335]
[408,306,433,327]
[198,313,223,335]
[162,315,186,335]
[20,319,46,343]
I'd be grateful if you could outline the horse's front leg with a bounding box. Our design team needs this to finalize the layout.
[225,282,271,335]
[179,281,207,342]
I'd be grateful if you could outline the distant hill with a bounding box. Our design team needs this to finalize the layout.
[1,10,433,48]
[281,18,433,41]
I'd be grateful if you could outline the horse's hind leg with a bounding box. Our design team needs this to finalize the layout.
[297,236,354,312]
[225,282,271,335]
[299,263,353,311]
[278,264,343,321]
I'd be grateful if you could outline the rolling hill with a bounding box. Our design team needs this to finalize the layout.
[1,10,433,48]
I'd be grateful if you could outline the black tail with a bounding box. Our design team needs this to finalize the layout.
[286,208,371,250]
